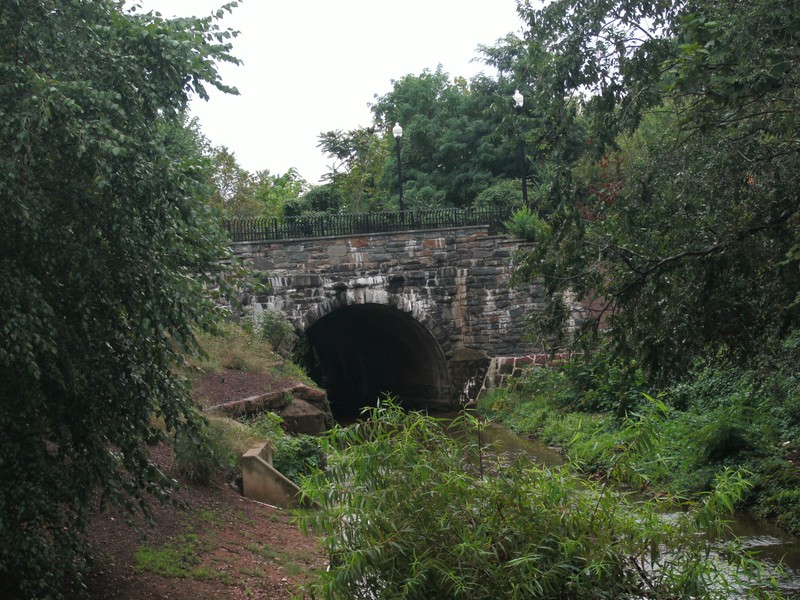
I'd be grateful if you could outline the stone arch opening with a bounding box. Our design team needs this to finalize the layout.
[297,303,450,418]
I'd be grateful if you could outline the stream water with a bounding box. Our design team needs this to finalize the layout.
[473,418,800,597]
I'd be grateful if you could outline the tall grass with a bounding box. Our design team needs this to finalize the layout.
[191,321,281,373]
[299,402,776,599]
[477,340,800,536]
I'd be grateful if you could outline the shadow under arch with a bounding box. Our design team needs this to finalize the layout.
[297,302,451,418]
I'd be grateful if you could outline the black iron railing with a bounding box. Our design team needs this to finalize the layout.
[224,207,511,243]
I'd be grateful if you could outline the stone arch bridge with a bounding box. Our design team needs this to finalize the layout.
[231,224,557,414]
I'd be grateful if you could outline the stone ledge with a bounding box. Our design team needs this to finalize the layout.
[206,383,329,435]
[478,353,574,396]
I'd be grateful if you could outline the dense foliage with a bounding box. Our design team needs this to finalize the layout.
[311,68,530,213]
[0,1,238,595]
[369,69,519,209]
[496,0,799,379]
[209,149,309,219]
[300,403,778,599]
[477,338,800,536]
[470,0,800,535]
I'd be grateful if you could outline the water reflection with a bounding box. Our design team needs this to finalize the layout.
[726,515,800,597]
[480,422,565,468]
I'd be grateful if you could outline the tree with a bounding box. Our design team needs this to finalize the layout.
[208,145,259,217]
[297,184,344,214]
[313,64,588,214]
[205,147,308,219]
[318,127,389,212]
[472,178,524,212]
[0,1,239,594]
[478,35,593,218]
[500,0,800,379]
[251,167,308,218]
[371,68,516,208]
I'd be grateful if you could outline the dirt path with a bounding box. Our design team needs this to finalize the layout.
[77,371,328,599]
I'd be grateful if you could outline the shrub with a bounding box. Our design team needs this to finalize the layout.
[274,435,325,483]
[761,487,800,534]
[503,206,551,242]
[174,416,260,484]
[299,402,772,599]
[259,310,295,352]
[243,412,324,482]
[472,179,522,212]
[562,349,648,416]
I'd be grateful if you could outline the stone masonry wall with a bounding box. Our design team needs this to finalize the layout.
[230,225,545,359]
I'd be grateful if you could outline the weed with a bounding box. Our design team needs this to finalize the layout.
[300,402,770,598]
[259,310,295,352]
[479,336,800,536]
[191,322,282,374]
[238,565,268,578]
[503,206,552,242]
[196,509,223,528]
[134,534,215,580]
[273,435,325,483]
[269,360,311,384]
[477,380,605,452]
[173,416,262,483]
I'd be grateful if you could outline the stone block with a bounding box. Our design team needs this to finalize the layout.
[278,398,327,436]
[326,245,347,259]
[251,257,275,270]
[423,238,446,249]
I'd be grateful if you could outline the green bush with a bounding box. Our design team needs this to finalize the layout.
[472,179,522,212]
[243,412,324,482]
[483,349,648,418]
[274,435,325,483]
[652,351,800,524]
[259,310,295,352]
[503,206,552,242]
[174,416,260,484]
[760,487,800,534]
[245,411,285,439]
[299,402,772,599]
[562,350,648,416]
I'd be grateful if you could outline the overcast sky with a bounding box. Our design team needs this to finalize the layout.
[130,1,525,183]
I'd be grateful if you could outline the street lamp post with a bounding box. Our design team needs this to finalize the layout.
[513,89,528,207]
[392,122,405,213]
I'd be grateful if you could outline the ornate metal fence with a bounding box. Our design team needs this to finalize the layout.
[224,208,511,243]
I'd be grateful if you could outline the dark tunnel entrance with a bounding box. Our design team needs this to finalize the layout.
[297,304,450,419]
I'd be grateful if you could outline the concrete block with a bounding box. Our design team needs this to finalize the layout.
[241,442,306,508]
